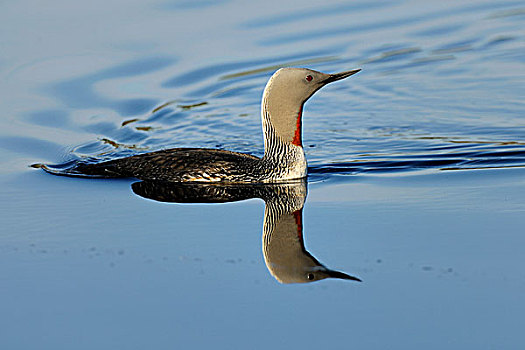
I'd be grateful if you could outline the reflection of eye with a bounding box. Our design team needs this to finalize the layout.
[307,273,315,280]
[306,75,313,82]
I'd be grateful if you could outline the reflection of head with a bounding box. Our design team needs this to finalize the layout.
[131,179,360,284]
[263,188,360,284]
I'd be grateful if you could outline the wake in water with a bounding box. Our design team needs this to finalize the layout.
[309,142,525,177]
[34,139,525,182]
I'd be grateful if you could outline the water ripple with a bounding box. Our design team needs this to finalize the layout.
[49,56,175,116]
[241,1,391,29]
[308,145,525,178]
[20,0,525,183]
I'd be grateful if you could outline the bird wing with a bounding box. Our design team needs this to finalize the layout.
[68,148,261,181]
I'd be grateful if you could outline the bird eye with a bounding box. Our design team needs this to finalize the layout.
[307,273,315,280]
[305,75,313,82]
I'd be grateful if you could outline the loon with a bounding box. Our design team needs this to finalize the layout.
[41,67,360,183]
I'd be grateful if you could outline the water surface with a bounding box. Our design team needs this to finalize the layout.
[0,0,524,349]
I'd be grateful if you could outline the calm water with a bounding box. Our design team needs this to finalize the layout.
[1,0,524,349]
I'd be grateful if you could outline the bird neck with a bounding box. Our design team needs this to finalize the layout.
[261,96,305,159]
[261,107,307,183]
[257,83,307,180]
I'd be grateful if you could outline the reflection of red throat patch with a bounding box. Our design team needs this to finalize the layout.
[292,106,303,146]
[293,209,303,240]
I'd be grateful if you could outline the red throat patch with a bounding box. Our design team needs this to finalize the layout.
[292,106,303,146]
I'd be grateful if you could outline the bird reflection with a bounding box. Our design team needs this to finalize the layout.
[131,180,361,284]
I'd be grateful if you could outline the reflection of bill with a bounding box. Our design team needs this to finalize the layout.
[132,180,361,284]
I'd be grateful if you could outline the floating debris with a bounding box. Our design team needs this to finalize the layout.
[178,102,208,110]
[121,118,141,127]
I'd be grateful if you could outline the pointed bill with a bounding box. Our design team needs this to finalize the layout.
[324,68,361,84]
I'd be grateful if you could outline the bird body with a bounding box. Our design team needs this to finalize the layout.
[40,67,359,183]
[71,147,303,182]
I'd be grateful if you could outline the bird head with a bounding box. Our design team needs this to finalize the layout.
[262,67,360,146]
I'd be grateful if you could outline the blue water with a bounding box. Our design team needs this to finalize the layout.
[1,0,524,349]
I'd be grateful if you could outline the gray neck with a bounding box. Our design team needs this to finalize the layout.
[259,97,307,181]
